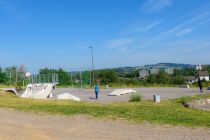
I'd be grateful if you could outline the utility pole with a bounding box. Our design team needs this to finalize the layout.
[80,70,82,88]
[15,68,17,85]
[89,68,91,87]
[71,71,73,88]
[9,70,11,87]
[89,46,94,86]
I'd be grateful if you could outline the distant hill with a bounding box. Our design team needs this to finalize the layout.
[110,63,196,74]
[143,63,196,69]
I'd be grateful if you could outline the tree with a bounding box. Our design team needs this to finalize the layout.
[96,69,118,84]
[57,68,70,85]
[0,68,7,84]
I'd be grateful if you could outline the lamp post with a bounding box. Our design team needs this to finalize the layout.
[89,46,94,86]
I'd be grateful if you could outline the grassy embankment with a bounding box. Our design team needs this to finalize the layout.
[0,90,210,127]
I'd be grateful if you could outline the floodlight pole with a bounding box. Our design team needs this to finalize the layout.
[9,70,11,87]
[71,71,73,88]
[89,46,94,86]
[80,70,82,88]
[15,69,17,85]
[89,69,91,87]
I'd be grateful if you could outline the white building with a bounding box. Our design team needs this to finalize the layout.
[139,69,149,79]
[149,68,159,74]
[198,71,209,81]
[196,64,202,71]
[164,68,174,75]
[185,76,197,84]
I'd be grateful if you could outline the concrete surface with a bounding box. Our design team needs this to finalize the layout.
[52,87,210,103]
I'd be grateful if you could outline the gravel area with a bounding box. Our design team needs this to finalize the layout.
[0,109,210,140]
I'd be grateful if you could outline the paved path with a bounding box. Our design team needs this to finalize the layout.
[0,109,210,140]
[52,87,210,103]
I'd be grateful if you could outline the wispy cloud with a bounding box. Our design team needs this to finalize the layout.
[176,28,193,36]
[165,12,210,35]
[133,20,162,32]
[200,18,210,25]
[141,0,173,13]
[106,38,134,49]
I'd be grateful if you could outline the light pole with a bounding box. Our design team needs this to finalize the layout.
[70,71,73,88]
[80,70,82,88]
[89,46,94,86]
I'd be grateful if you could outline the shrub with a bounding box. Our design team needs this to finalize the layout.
[129,93,142,102]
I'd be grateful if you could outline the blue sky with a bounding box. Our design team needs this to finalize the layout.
[0,0,210,72]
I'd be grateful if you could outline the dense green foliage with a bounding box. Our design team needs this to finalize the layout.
[129,93,142,102]
[1,91,210,127]
[203,65,210,74]
[0,68,7,84]
[95,69,118,84]
[0,65,210,87]
[173,68,197,76]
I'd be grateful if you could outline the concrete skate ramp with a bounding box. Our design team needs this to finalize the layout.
[21,84,54,99]
[109,89,136,96]
[57,93,81,101]
[5,88,19,96]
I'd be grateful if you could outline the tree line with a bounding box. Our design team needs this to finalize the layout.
[0,65,210,87]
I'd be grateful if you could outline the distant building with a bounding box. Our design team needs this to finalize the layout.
[197,71,209,81]
[164,68,174,75]
[185,76,197,84]
[196,64,202,70]
[139,69,149,79]
[149,68,159,74]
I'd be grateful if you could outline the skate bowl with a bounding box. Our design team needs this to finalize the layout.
[21,84,55,99]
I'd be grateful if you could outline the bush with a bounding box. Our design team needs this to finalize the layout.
[129,93,142,102]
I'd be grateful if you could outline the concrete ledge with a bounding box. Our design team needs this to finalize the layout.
[178,85,190,88]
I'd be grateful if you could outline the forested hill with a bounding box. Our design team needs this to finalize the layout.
[110,63,196,74]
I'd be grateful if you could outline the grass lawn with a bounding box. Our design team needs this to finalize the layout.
[0,85,11,88]
[0,90,210,128]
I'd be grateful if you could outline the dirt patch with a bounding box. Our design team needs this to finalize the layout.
[0,109,210,140]
[185,99,210,111]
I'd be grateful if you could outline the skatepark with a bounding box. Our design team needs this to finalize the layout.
[52,87,210,103]
[3,84,210,103]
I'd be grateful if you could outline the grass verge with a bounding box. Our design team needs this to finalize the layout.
[0,90,210,127]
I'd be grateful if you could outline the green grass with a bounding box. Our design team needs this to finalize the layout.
[129,93,142,102]
[0,84,11,88]
[177,94,210,104]
[0,90,210,128]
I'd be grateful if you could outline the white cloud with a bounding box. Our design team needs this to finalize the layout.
[165,12,210,35]
[176,28,193,36]
[133,20,162,32]
[200,18,210,25]
[106,38,134,49]
[141,0,173,13]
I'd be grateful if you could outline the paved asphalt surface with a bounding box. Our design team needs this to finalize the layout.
[52,87,210,103]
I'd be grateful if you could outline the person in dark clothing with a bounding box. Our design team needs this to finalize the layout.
[198,77,203,92]
[95,83,100,99]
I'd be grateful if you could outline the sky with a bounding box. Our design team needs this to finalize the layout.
[0,0,210,72]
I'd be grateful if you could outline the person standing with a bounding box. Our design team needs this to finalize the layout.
[95,83,100,99]
[198,77,203,92]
